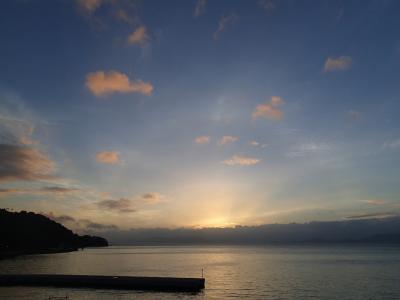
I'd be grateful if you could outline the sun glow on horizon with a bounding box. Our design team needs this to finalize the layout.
[191,217,238,229]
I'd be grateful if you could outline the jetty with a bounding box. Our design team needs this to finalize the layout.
[0,274,205,292]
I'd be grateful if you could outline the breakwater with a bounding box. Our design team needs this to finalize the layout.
[0,274,205,292]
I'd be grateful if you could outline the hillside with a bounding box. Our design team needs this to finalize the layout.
[0,209,108,256]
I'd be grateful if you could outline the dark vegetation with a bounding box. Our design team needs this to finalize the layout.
[0,209,108,257]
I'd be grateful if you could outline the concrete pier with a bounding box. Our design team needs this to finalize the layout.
[0,274,205,292]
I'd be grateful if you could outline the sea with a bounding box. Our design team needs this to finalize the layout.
[0,245,400,299]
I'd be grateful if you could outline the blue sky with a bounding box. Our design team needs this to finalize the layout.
[1,0,400,230]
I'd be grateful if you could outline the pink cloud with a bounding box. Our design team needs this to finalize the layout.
[95,151,120,164]
[252,96,284,120]
[86,70,153,97]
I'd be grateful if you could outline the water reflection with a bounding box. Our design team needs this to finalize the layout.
[1,245,400,299]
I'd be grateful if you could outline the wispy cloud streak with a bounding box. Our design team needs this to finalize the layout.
[194,0,207,18]
[222,154,260,166]
[219,135,238,146]
[324,56,352,72]
[213,14,237,40]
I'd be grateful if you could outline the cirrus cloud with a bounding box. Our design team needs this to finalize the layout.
[86,70,153,97]
[222,154,260,166]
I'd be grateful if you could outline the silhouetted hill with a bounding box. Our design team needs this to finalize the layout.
[0,209,108,256]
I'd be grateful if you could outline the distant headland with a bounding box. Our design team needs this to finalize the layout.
[0,209,108,258]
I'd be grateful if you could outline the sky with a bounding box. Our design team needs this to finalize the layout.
[1,0,400,232]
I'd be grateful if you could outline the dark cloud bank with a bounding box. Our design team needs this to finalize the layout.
[94,217,400,245]
[0,144,54,182]
[44,212,118,232]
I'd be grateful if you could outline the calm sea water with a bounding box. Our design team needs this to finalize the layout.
[0,245,400,299]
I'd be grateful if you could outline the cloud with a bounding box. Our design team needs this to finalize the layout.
[346,212,397,219]
[115,9,134,24]
[76,0,102,14]
[97,198,135,213]
[127,26,149,45]
[44,212,77,224]
[288,142,331,158]
[252,96,285,120]
[76,0,137,28]
[82,217,400,244]
[83,220,119,231]
[348,110,361,120]
[0,92,58,183]
[194,0,207,18]
[219,135,238,146]
[86,70,153,97]
[361,199,388,206]
[96,151,120,164]
[141,192,164,204]
[382,139,400,150]
[0,107,36,147]
[0,144,55,183]
[0,118,35,147]
[0,188,24,197]
[40,186,79,194]
[250,141,268,148]
[258,0,276,11]
[44,212,119,231]
[0,186,78,198]
[324,56,352,72]
[96,192,164,213]
[195,136,210,144]
[222,154,260,166]
[213,14,237,40]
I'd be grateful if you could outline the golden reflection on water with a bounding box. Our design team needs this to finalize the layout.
[1,246,400,299]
